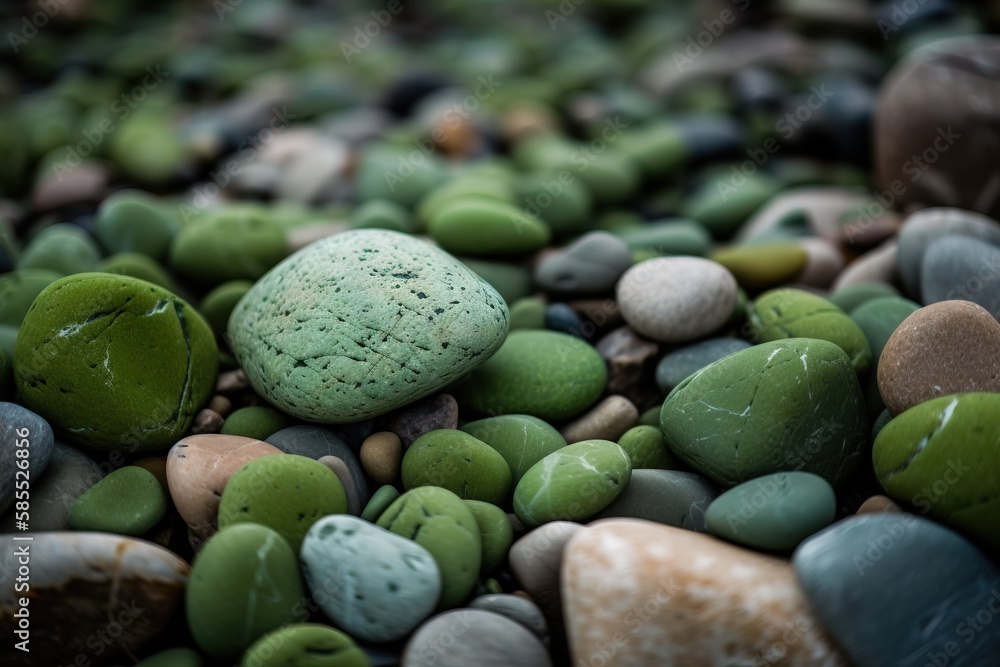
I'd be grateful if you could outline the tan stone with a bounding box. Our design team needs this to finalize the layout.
[856,495,903,515]
[831,239,898,291]
[563,519,848,667]
[561,395,639,444]
[360,431,403,485]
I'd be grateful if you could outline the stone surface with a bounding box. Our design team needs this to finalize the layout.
[534,231,633,295]
[403,609,553,667]
[361,484,400,523]
[169,208,288,284]
[388,393,459,448]
[266,425,369,509]
[710,242,809,290]
[360,431,403,485]
[589,469,717,532]
[878,301,1000,415]
[0,442,102,531]
[300,515,441,643]
[464,499,514,575]
[563,519,847,667]
[596,325,659,398]
[921,234,1000,318]
[240,624,371,667]
[509,522,583,623]
[560,395,638,444]
[616,257,738,343]
[229,229,509,423]
[0,403,54,514]
[469,594,549,643]
[461,414,567,483]
[95,190,178,261]
[655,337,751,393]
[616,425,679,470]
[661,338,867,487]
[794,514,1000,667]
[69,465,167,536]
[14,273,218,452]
[427,198,551,256]
[401,429,512,505]
[318,455,362,516]
[219,406,288,441]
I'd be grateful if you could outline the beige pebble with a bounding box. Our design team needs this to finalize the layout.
[208,395,232,416]
[831,239,898,291]
[215,369,249,393]
[856,495,903,515]
[560,395,639,444]
[360,431,403,485]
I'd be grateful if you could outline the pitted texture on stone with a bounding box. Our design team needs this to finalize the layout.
[229,230,509,423]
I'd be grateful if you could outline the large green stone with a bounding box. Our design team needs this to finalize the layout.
[95,190,179,261]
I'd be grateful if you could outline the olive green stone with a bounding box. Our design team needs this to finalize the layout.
[617,425,679,470]
[829,282,900,313]
[376,487,482,609]
[748,288,872,372]
[705,471,836,550]
[220,406,289,441]
[229,230,509,423]
[464,499,514,575]
[638,406,660,427]
[218,454,347,552]
[710,243,810,290]
[0,347,13,401]
[682,176,781,239]
[18,224,102,276]
[461,414,567,483]
[360,484,400,523]
[95,190,179,261]
[0,269,61,327]
[508,297,546,330]
[418,178,515,224]
[428,198,551,256]
[169,209,288,285]
[571,150,641,205]
[110,112,186,184]
[615,220,712,258]
[402,430,512,504]
[349,199,416,234]
[240,624,371,667]
[456,330,607,421]
[69,465,167,536]
[14,274,218,452]
[873,393,1000,550]
[513,172,593,235]
[617,122,688,178]
[661,338,867,488]
[134,648,203,667]
[187,523,306,660]
[97,252,184,294]
[513,440,632,528]
[459,258,533,304]
[199,280,253,337]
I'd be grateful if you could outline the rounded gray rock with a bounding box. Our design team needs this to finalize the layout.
[588,469,718,532]
[469,594,548,643]
[921,235,1000,318]
[534,232,633,295]
[267,425,369,508]
[403,609,553,667]
[1,402,55,514]
[1,443,102,531]
[655,337,752,392]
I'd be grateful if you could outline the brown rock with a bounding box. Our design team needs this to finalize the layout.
[563,519,849,667]
[132,456,169,493]
[31,160,109,212]
[191,408,224,434]
[794,238,844,289]
[388,393,458,448]
[360,431,403,485]
[560,395,639,444]
[509,521,583,624]
[209,395,232,416]
[737,187,870,245]
[878,301,1000,415]
[317,455,361,516]
[596,326,659,397]
[855,495,903,515]
[831,239,898,291]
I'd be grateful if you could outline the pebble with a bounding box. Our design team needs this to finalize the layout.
[508,297,546,330]
[534,231,633,295]
[0,269,61,330]
[94,190,178,261]
[169,208,288,285]
[186,523,306,660]
[17,223,101,276]
[921,234,1000,317]
[595,325,659,398]
[266,425,369,509]
[589,469,717,532]
[240,624,371,667]
[795,237,844,288]
[543,302,584,336]
[191,408,224,434]
[361,485,400,523]
[615,220,712,257]
[616,257,738,343]
[69,465,167,536]
[387,393,459,448]
[317,455,362,515]
[655,337,751,393]
[460,414,567,483]
[616,425,679,469]
[427,198,551,255]
[513,440,632,528]
[560,395,638,444]
[401,429,512,506]
[563,519,847,667]
[794,514,1000,667]
[14,273,218,452]
[877,301,1000,415]
[403,609,553,667]
[855,494,903,515]
[469,594,548,643]
[661,338,867,487]
[831,239,898,291]
[208,394,232,416]
[0,442,102,531]
[710,242,809,290]
[360,431,403,485]
[509,521,583,623]
[0,403,54,514]
[219,406,289,440]
[199,280,254,337]
[828,281,900,313]
[165,434,283,538]
[464,499,514,575]
[228,230,509,422]
[300,515,441,643]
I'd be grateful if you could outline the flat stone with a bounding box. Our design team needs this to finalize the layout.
[69,466,167,536]
[589,469,717,532]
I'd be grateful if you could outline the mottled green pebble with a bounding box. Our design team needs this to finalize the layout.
[638,406,660,427]
[169,209,288,285]
[401,430,512,505]
[464,500,514,575]
[69,466,167,536]
[617,425,678,470]
[457,330,606,421]
[18,224,102,276]
[95,191,179,261]
[513,440,632,528]
[509,297,547,330]
[461,414,567,483]
[360,484,400,523]
[240,624,371,667]
[134,648,203,667]
[376,487,482,609]
[199,280,253,337]
[221,406,289,441]
[187,523,306,660]
[429,198,550,256]
[218,454,347,552]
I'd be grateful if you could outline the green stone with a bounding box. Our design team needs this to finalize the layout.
[97,252,185,294]
[829,282,900,313]
[459,258,533,304]
[682,176,781,239]
[418,178,515,224]
[638,406,660,427]
[571,150,641,206]
[513,440,632,528]
[95,190,179,261]
[401,429,512,505]
[508,297,546,330]
[14,274,218,452]
[169,209,288,285]
[617,425,679,469]
[199,280,253,337]
[356,146,449,208]
[376,487,482,609]
[873,393,1000,550]
[0,269,61,327]
[710,243,810,291]
[705,471,836,550]
[134,648,203,667]
[0,347,13,401]
[850,296,921,365]
[661,338,867,488]
[463,499,514,575]
[616,220,711,257]
[360,484,400,523]
[240,624,371,667]
[461,414,567,483]
[69,466,167,536]
[428,198,550,256]
[187,523,306,660]
[349,199,417,234]
[617,122,688,178]
[18,224,102,276]
[229,230,509,423]
[748,288,872,372]
[220,406,289,441]
[456,330,606,421]
[110,112,186,184]
[512,172,593,236]
[218,454,347,552]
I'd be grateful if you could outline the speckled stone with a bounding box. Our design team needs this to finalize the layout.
[588,469,717,532]
[878,301,1000,415]
[563,520,848,667]
[403,609,553,667]
[616,257,738,343]
[229,230,509,423]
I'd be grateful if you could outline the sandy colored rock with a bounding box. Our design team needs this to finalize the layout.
[560,395,639,444]
[855,495,903,515]
[360,431,403,485]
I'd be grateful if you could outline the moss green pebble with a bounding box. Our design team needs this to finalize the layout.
[0,269,61,327]
[401,429,512,505]
[220,406,289,441]
[169,209,288,285]
[18,223,102,276]
[711,243,809,290]
[95,191,179,261]
[199,280,253,337]
[461,414,567,483]
[217,454,347,552]
[240,624,371,667]
[69,465,167,536]
[97,252,184,294]
[616,220,712,258]
[829,282,900,313]
[14,273,218,452]
[464,499,514,575]
[428,198,551,256]
[617,425,679,470]
[349,199,416,234]
[508,297,547,330]
[459,258,533,304]
[513,440,632,528]
[360,484,400,523]
[376,486,482,609]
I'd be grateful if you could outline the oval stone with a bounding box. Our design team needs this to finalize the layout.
[464,499,514,575]
[0,402,54,515]
[461,414,567,483]
[240,624,371,667]
[921,235,1000,317]
[228,230,509,423]
[427,198,551,256]
[69,465,167,536]
[401,430,512,505]
[661,338,867,487]
[589,469,716,532]
[403,609,553,667]
[655,337,752,393]
[300,515,441,643]
[534,231,633,295]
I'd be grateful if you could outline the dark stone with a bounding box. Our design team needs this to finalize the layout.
[266,425,369,508]
[534,232,632,296]
[921,235,1000,318]
[387,393,458,449]
[545,303,585,337]
[655,337,751,393]
[588,469,717,533]
[1,402,55,514]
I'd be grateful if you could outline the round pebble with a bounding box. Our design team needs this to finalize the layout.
[360,431,403,485]
[69,465,167,536]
